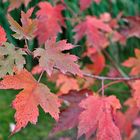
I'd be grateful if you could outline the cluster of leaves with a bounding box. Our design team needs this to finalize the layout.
[1,0,140,140]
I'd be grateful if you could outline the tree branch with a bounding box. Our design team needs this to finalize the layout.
[24,43,140,82]
[83,72,140,81]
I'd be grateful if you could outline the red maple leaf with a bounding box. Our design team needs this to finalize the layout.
[80,0,101,11]
[53,89,92,133]
[99,12,123,44]
[0,69,60,134]
[0,26,7,46]
[84,47,105,75]
[132,80,140,108]
[34,37,82,76]
[8,0,31,11]
[78,95,121,140]
[74,16,112,50]
[116,98,139,139]
[36,2,65,44]
[53,91,121,140]
[120,16,140,42]
[107,67,120,78]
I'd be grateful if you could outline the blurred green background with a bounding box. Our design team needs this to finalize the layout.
[0,0,140,139]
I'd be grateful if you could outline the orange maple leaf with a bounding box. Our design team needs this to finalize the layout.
[0,69,60,134]
[84,47,105,75]
[8,8,37,40]
[56,74,79,94]
[122,48,140,75]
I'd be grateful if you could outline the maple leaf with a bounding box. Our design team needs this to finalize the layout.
[107,67,120,78]
[36,2,65,44]
[0,69,60,134]
[78,95,121,140]
[99,12,123,44]
[53,105,82,134]
[120,16,140,42]
[0,42,26,78]
[99,12,121,29]
[60,89,93,104]
[74,16,112,50]
[0,26,7,46]
[56,74,79,94]
[116,98,139,139]
[122,48,140,75]
[8,8,37,40]
[53,89,92,133]
[8,0,31,11]
[84,47,105,75]
[124,98,139,122]
[34,37,82,76]
[100,12,112,22]
[31,65,43,75]
[116,112,132,139]
[132,80,140,108]
[80,0,101,11]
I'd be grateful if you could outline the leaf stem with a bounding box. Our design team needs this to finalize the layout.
[101,79,105,96]
[24,39,32,55]
[37,70,44,83]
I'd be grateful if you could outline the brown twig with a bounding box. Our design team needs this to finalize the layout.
[97,80,122,93]
[22,40,140,82]
[83,72,140,81]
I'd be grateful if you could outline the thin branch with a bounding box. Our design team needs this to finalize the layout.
[27,44,140,82]
[24,39,28,48]
[97,80,122,93]
[83,72,140,81]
